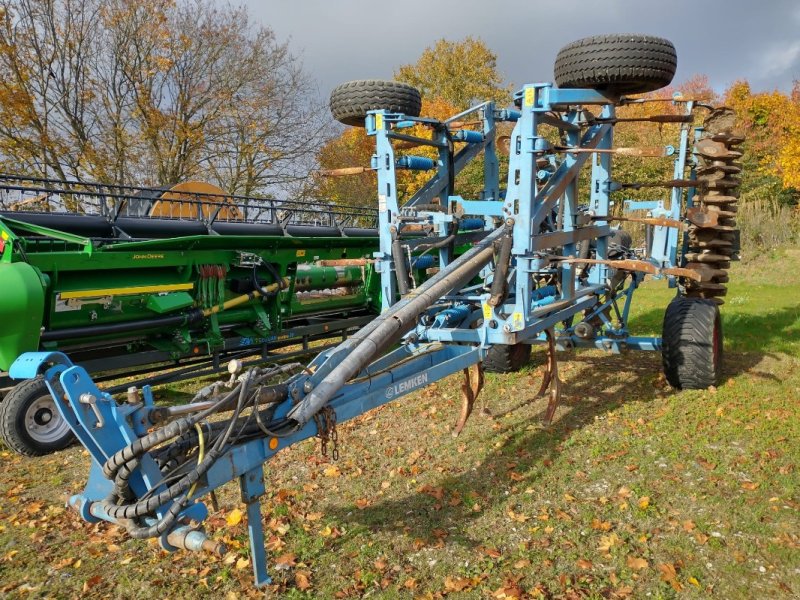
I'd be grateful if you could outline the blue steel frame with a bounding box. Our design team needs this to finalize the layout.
[10,84,701,587]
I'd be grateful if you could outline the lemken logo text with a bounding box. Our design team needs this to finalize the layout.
[385,373,428,399]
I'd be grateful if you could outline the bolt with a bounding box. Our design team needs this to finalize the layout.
[303,380,314,393]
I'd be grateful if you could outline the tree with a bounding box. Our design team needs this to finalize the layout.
[0,0,322,195]
[395,37,508,110]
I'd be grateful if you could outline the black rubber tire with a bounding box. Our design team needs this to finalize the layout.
[330,80,422,127]
[554,34,676,96]
[662,296,722,389]
[483,343,532,374]
[0,376,75,456]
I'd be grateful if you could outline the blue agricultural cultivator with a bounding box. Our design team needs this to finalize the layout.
[8,34,742,585]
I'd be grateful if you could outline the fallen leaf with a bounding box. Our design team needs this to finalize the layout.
[444,576,475,592]
[577,558,593,570]
[274,552,296,569]
[627,556,648,570]
[598,533,621,553]
[323,465,341,478]
[741,481,760,491]
[295,570,311,590]
[226,508,243,526]
[638,496,650,509]
[82,575,102,593]
[591,518,612,531]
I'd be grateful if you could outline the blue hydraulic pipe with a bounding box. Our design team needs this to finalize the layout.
[453,130,484,143]
[396,156,436,170]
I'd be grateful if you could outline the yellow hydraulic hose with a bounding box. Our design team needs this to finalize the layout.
[200,278,289,317]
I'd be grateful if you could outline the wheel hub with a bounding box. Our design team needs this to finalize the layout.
[25,395,70,444]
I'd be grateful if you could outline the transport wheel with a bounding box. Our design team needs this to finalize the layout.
[330,80,422,126]
[483,343,532,374]
[0,377,74,456]
[661,296,722,389]
[554,34,677,95]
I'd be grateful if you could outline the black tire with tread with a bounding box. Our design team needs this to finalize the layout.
[330,80,422,127]
[0,376,75,456]
[484,343,532,374]
[662,296,722,389]
[554,34,676,96]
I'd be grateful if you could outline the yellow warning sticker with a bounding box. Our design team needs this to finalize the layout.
[375,113,384,130]
[524,88,534,107]
[512,312,524,330]
[296,249,306,257]
[0,230,8,240]
[482,303,492,320]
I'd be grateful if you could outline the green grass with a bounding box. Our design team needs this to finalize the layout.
[1,251,799,599]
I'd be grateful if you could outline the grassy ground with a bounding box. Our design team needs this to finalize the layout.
[1,250,798,599]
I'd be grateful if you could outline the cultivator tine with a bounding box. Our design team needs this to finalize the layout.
[539,329,561,425]
[453,362,484,436]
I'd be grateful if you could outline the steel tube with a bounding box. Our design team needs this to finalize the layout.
[287,227,504,425]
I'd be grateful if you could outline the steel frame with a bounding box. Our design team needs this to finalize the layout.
[10,83,702,586]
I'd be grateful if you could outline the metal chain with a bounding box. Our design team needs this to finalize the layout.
[314,406,339,461]
[326,406,339,461]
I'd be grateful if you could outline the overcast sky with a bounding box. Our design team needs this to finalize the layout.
[243,0,799,103]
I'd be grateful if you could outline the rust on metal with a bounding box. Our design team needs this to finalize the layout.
[685,207,720,228]
[539,329,561,425]
[319,166,369,177]
[565,258,659,275]
[594,215,685,228]
[558,146,668,157]
[453,362,484,436]
[661,267,704,282]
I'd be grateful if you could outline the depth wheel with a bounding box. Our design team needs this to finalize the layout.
[330,80,422,127]
[661,296,722,389]
[483,343,532,374]
[0,376,74,456]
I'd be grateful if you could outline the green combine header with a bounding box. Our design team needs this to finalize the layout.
[0,175,383,455]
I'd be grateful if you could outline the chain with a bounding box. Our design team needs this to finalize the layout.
[313,406,339,461]
[327,406,339,461]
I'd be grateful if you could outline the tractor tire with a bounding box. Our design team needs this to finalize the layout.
[483,343,532,374]
[554,34,677,96]
[0,376,74,456]
[330,80,422,127]
[661,296,722,389]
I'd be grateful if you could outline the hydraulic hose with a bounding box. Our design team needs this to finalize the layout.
[286,226,508,426]
[391,235,411,296]
[488,233,513,306]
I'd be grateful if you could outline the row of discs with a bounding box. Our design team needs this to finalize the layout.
[683,108,742,304]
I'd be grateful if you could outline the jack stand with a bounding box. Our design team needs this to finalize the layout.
[240,467,271,587]
[453,362,485,436]
[539,329,562,424]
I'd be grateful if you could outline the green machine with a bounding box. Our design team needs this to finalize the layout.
[0,175,385,455]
